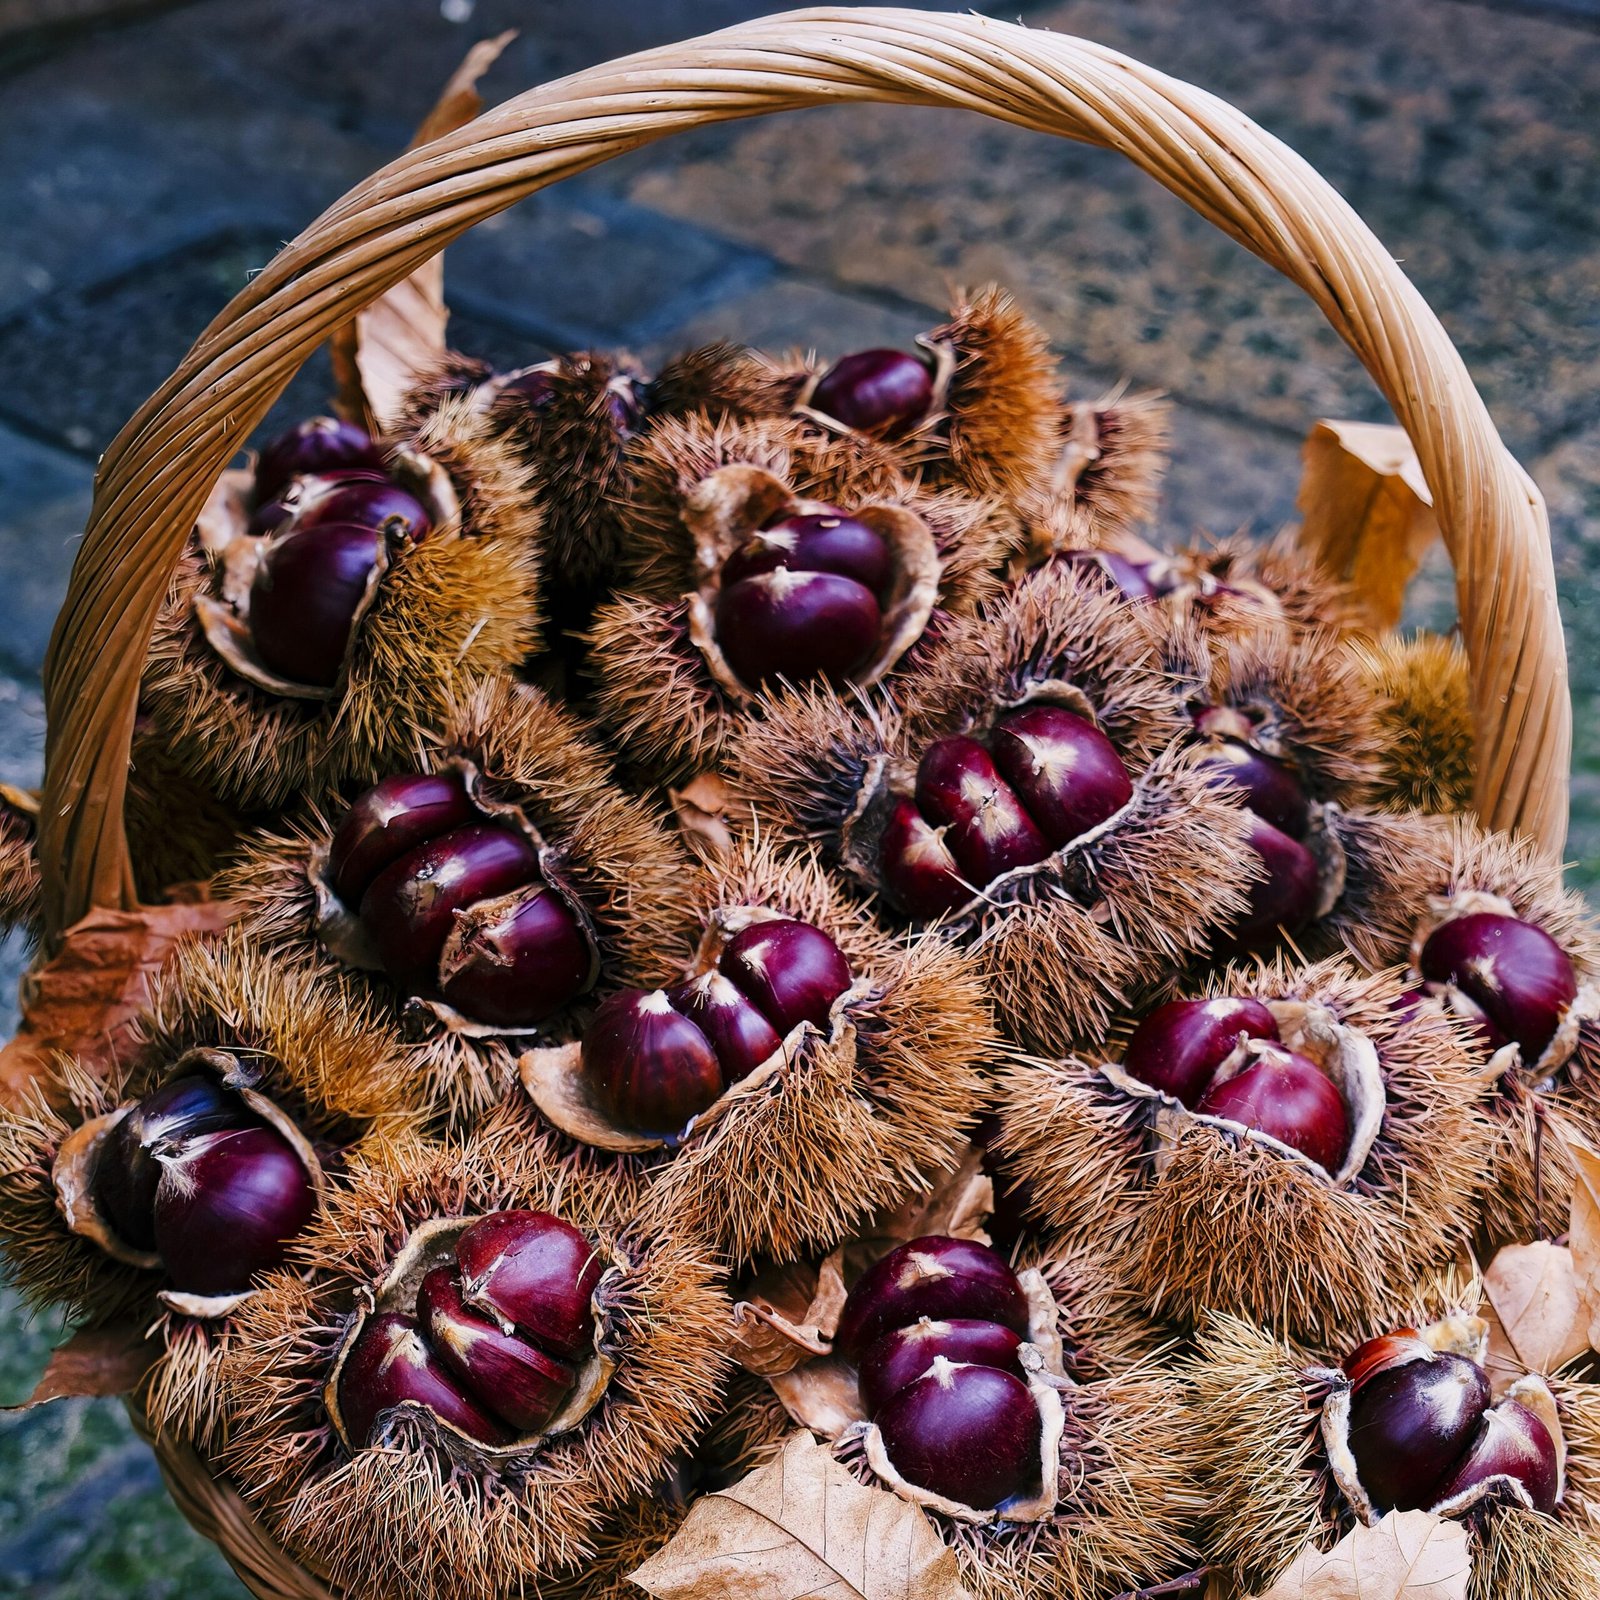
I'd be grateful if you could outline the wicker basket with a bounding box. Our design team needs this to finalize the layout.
[24,8,1573,1595]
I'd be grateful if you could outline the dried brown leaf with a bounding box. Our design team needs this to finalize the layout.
[1296,420,1438,630]
[1565,1127,1600,1351]
[4,1322,160,1411]
[0,900,234,1111]
[731,1250,848,1376]
[409,30,514,148]
[668,773,739,864]
[1250,1511,1470,1600]
[1482,1240,1589,1379]
[630,1430,971,1600]
[867,1141,993,1249]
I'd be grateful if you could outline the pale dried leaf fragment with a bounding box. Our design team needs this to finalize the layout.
[1564,1127,1600,1351]
[1482,1240,1590,1379]
[4,1322,160,1411]
[1297,420,1439,630]
[630,1430,971,1600]
[1251,1511,1470,1600]
[668,772,740,863]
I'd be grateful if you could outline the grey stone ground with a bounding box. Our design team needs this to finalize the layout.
[0,0,1597,1590]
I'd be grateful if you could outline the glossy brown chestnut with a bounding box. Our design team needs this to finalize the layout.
[152,1124,316,1295]
[1194,732,1311,841]
[1433,1398,1560,1513]
[665,970,783,1085]
[1194,1046,1351,1172]
[913,737,1051,887]
[875,1359,1043,1509]
[1122,996,1281,1109]
[417,1266,577,1434]
[249,522,383,688]
[722,512,893,600]
[454,1209,602,1364]
[326,771,479,907]
[989,705,1133,849]
[336,1311,513,1449]
[254,417,384,505]
[1342,1329,1434,1391]
[718,918,853,1034]
[435,885,593,1028]
[1224,815,1320,954]
[857,1318,1025,1417]
[291,477,433,545]
[715,568,882,688]
[808,349,935,439]
[1418,912,1578,1061]
[836,1236,1031,1363]
[584,989,725,1138]
[358,823,541,984]
[877,798,970,919]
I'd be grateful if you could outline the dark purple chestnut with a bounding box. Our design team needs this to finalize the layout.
[358,823,541,984]
[248,468,390,538]
[1345,1348,1492,1513]
[249,522,383,688]
[94,1075,252,1252]
[454,1209,602,1364]
[436,884,593,1028]
[913,738,1050,887]
[718,919,853,1035]
[875,1360,1042,1508]
[877,798,970,919]
[1433,1398,1560,1514]
[857,1318,1025,1417]
[715,569,882,688]
[291,477,433,545]
[808,349,934,439]
[1194,1046,1351,1172]
[254,417,384,506]
[417,1266,577,1434]
[327,771,478,907]
[666,970,782,1085]
[989,706,1133,850]
[583,989,725,1138]
[500,366,559,409]
[836,1236,1031,1363]
[336,1311,513,1449]
[1194,735,1311,841]
[1418,912,1578,1062]
[151,1124,316,1295]
[1122,996,1281,1109]
[1224,815,1320,954]
[722,512,893,601]
[1051,548,1160,602]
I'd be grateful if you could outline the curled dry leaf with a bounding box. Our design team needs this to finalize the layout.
[868,1140,994,1250]
[668,772,740,863]
[1564,1126,1600,1352]
[1250,1511,1470,1600]
[630,1429,972,1600]
[1296,419,1439,630]
[4,1321,160,1412]
[1482,1240,1590,1383]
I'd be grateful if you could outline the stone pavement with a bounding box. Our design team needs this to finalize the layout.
[0,0,1597,1591]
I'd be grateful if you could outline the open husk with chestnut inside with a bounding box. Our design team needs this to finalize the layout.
[0,930,409,1446]
[730,560,1258,1053]
[998,953,1495,1347]
[587,412,1015,780]
[1190,1298,1600,1600]
[140,398,541,811]
[223,675,697,1122]
[519,838,997,1265]
[210,1108,730,1600]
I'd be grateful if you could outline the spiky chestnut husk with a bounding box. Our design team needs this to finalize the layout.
[997,955,1495,1346]
[209,1111,731,1600]
[1349,631,1476,815]
[588,413,1016,780]
[1189,1314,1600,1600]
[0,782,40,940]
[727,563,1259,1054]
[223,676,696,1123]
[538,1493,689,1600]
[140,397,542,810]
[524,838,996,1265]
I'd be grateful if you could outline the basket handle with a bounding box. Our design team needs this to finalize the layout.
[38,5,1569,940]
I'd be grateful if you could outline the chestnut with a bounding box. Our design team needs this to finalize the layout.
[836,1236,1031,1363]
[875,1359,1043,1509]
[1345,1349,1492,1513]
[913,738,1050,887]
[249,522,383,688]
[326,771,478,907]
[877,798,970,919]
[584,989,725,1138]
[1223,815,1320,954]
[1194,1046,1350,1172]
[1051,548,1160,602]
[336,1311,513,1450]
[454,1209,602,1364]
[1434,1398,1559,1514]
[808,349,934,439]
[358,823,541,985]
[857,1317,1025,1417]
[715,568,882,688]
[665,970,782,1085]
[1418,912,1578,1061]
[291,477,432,545]
[254,417,384,506]
[152,1123,316,1296]
[417,1266,577,1434]
[722,511,892,601]
[435,885,593,1029]
[1122,996,1281,1109]
[988,706,1133,849]
[718,919,853,1034]
[1193,732,1310,841]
